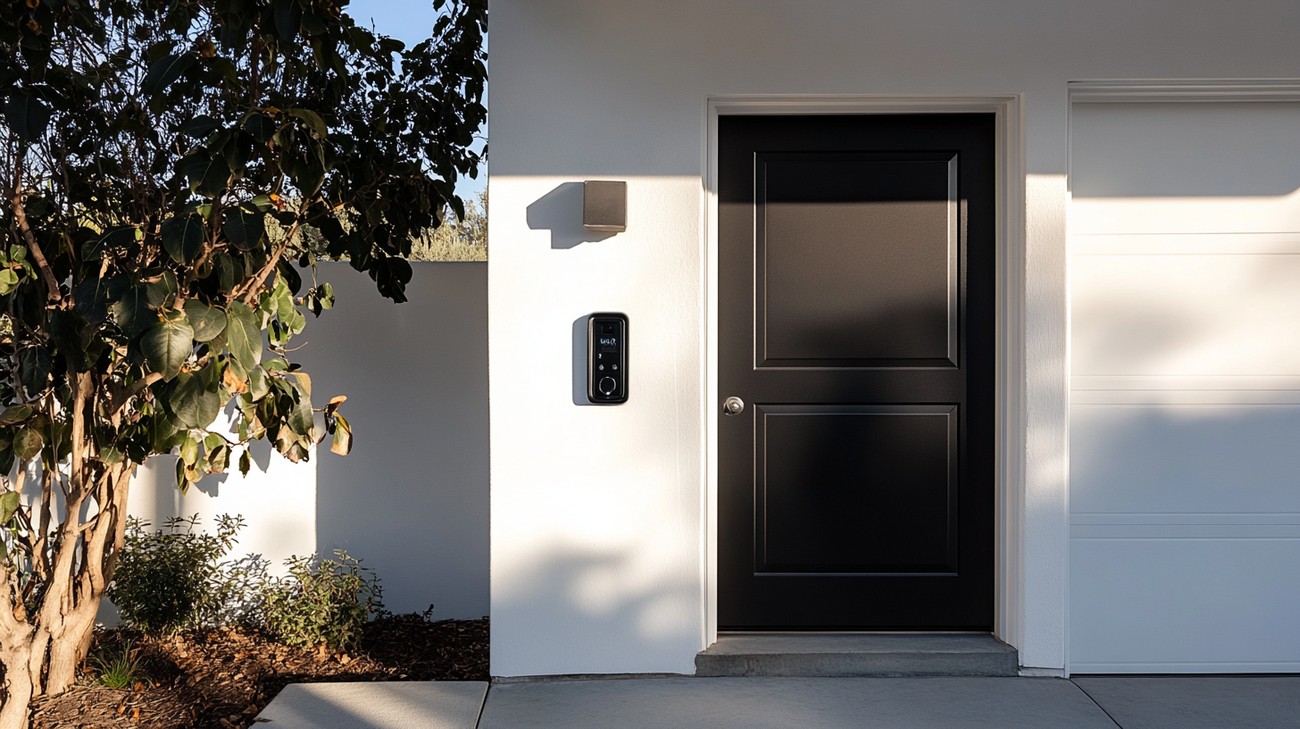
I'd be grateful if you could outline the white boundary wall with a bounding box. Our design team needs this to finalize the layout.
[127,261,489,620]
[488,0,1300,676]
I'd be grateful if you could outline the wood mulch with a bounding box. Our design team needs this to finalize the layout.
[27,615,489,729]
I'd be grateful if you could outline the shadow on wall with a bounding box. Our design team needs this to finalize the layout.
[491,542,701,676]
[526,182,618,249]
[300,262,490,619]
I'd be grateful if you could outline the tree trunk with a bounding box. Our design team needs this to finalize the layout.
[0,461,135,729]
[42,600,99,696]
[0,625,36,729]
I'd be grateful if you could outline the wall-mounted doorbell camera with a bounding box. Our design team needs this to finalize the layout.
[587,313,628,404]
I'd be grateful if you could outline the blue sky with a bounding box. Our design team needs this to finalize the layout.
[345,0,487,200]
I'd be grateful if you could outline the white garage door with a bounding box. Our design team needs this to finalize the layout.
[1069,93,1300,673]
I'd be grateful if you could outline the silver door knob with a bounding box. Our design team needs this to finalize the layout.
[723,396,745,416]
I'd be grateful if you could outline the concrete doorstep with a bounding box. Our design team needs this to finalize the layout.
[695,633,1018,677]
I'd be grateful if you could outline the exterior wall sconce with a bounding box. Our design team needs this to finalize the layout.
[583,180,627,232]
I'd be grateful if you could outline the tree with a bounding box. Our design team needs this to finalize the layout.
[0,1,486,726]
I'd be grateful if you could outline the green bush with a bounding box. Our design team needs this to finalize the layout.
[111,516,384,651]
[262,550,384,651]
[108,515,266,635]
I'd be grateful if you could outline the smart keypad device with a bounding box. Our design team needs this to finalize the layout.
[587,313,628,404]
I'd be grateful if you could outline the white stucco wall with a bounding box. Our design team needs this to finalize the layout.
[489,0,1300,676]
[127,262,489,620]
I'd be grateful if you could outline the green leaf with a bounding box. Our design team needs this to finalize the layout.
[330,413,352,456]
[4,93,51,142]
[180,152,231,198]
[225,301,263,376]
[243,113,278,144]
[223,207,264,251]
[0,491,20,525]
[146,271,179,308]
[150,413,186,453]
[0,405,33,426]
[17,347,50,396]
[286,108,328,138]
[286,307,306,336]
[100,446,124,465]
[288,145,325,196]
[261,275,294,322]
[277,259,302,294]
[287,377,314,438]
[179,434,199,466]
[184,300,227,342]
[142,315,194,381]
[143,53,196,98]
[111,286,152,338]
[213,253,239,293]
[182,114,221,138]
[161,213,207,264]
[239,448,251,476]
[0,268,19,296]
[14,427,43,463]
[285,370,311,400]
[247,365,271,401]
[167,370,222,429]
[274,0,304,41]
[206,442,230,473]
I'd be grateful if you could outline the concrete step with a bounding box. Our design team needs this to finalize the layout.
[695,633,1018,678]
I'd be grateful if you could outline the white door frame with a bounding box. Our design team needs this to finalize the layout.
[700,95,1027,648]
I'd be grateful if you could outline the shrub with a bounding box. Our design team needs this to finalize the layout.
[108,515,266,635]
[262,550,384,652]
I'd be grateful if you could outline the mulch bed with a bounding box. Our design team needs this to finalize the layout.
[28,616,488,729]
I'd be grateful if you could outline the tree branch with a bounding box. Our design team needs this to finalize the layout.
[237,236,293,304]
[109,372,163,420]
[9,174,64,304]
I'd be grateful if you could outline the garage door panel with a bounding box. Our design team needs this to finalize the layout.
[1071,101,1300,236]
[1072,253,1300,378]
[1071,404,1300,515]
[1070,538,1300,673]
[1071,197,1300,236]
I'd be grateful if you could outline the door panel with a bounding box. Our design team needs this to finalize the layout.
[718,114,995,630]
[758,152,959,367]
[757,405,958,574]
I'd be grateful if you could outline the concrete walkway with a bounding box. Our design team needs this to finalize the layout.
[255,675,1300,728]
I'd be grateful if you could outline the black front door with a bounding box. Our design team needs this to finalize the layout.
[718,114,995,630]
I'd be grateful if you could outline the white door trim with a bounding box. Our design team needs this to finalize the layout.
[700,95,1026,649]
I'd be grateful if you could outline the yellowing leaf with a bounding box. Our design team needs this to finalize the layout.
[330,413,352,456]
